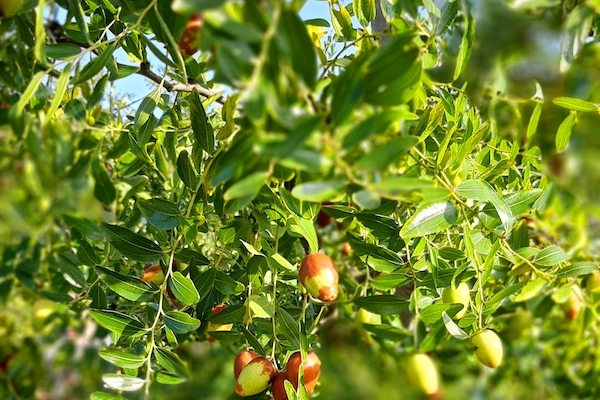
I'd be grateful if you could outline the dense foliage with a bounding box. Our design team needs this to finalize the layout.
[1,0,600,399]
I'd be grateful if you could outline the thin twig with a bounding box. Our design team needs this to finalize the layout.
[47,21,227,104]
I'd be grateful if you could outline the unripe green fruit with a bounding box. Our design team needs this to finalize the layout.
[441,282,470,320]
[32,299,58,330]
[586,272,600,293]
[504,309,531,341]
[286,351,321,394]
[472,330,503,368]
[355,308,381,344]
[0,0,23,18]
[405,353,440,396]
[235,356,276,397]
[299,253,339,302]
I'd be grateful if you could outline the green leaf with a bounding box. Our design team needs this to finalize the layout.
[552,97,598,112]
[90,392,127,400]
[558,262,599,278]
[92,159,116,205]
[169,272,200,306]
[154,348,189,379]
[555,111,577,153]
[177,150,198,190]
[271,253,296,271]
[101,224,163,263]
[456,180,514,233]
[73,43,117,85]
[420,304,463,324]
[171,0,224,13]
[400,202,458,239]
[371,274,411,290]
[372,177,435,198]
[483,280,527,315]
[276,308,300,349]
[101,374,145,392]
[353,0,376,27]
[191,268,217,301]
[155,372,186,385]
[354,295,409,315]
[89,283,107,309]
[330,53,370,126]
[453,10,475,80]
[224,171,270,201]
[98,350,146,369]
[533,245,570,267]
[45,44,82,59]
[292,180,346,202]
[59,254,87,288]
[208,304,245,324]
[515,278,547,302]
[240,326,267,356]
[355,137,418,171]
[137,198,181,230]
[288,216,319,254]
[364,33,422,106]
[164,311,200,334]
[526,102,542,145]
[175,249,211,266]
[34,0,48,64]
[214,271,245,295]
[189,89,214,154]
[330,1,354,40]
[89,310,145,336]
[441,312,469,340]
[95,266,151,302]
[68,0,90,43]
[45,63,72,126]
[362,324,409,341]
[279,10,317,88]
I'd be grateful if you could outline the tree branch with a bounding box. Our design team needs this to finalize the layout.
[47,20,226,105]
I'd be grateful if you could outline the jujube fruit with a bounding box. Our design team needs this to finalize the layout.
[316,202,334,227]
[299,253,339,302]
[471,330,503,368]
[286,351,321,394]
[207,304,234,333]
[234,350,259,380]
[0,0,23,18]
[178,13,203,56]
[441,282,470,320]
[141,264,165,285]
[561,285,583,320]
[235,356,276,397]
[405,353,440,396]
[586,272,600,293]
[271,372,291,400]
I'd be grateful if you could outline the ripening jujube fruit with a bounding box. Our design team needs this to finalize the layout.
[561,285,584,320]
[141,264,165,285]
[207,304,233,333]
[299,253,339,302]
[441,282,470,320]
[234,350,259,380]
[405,353,440,396]
[235,356,276,397]
[471,330,503,368]
[286,351,321,394]
[271,372,291,400]
[178,13,203,56]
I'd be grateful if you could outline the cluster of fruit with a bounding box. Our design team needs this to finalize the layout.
[232,253,337,397]
[234,350,321,399]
